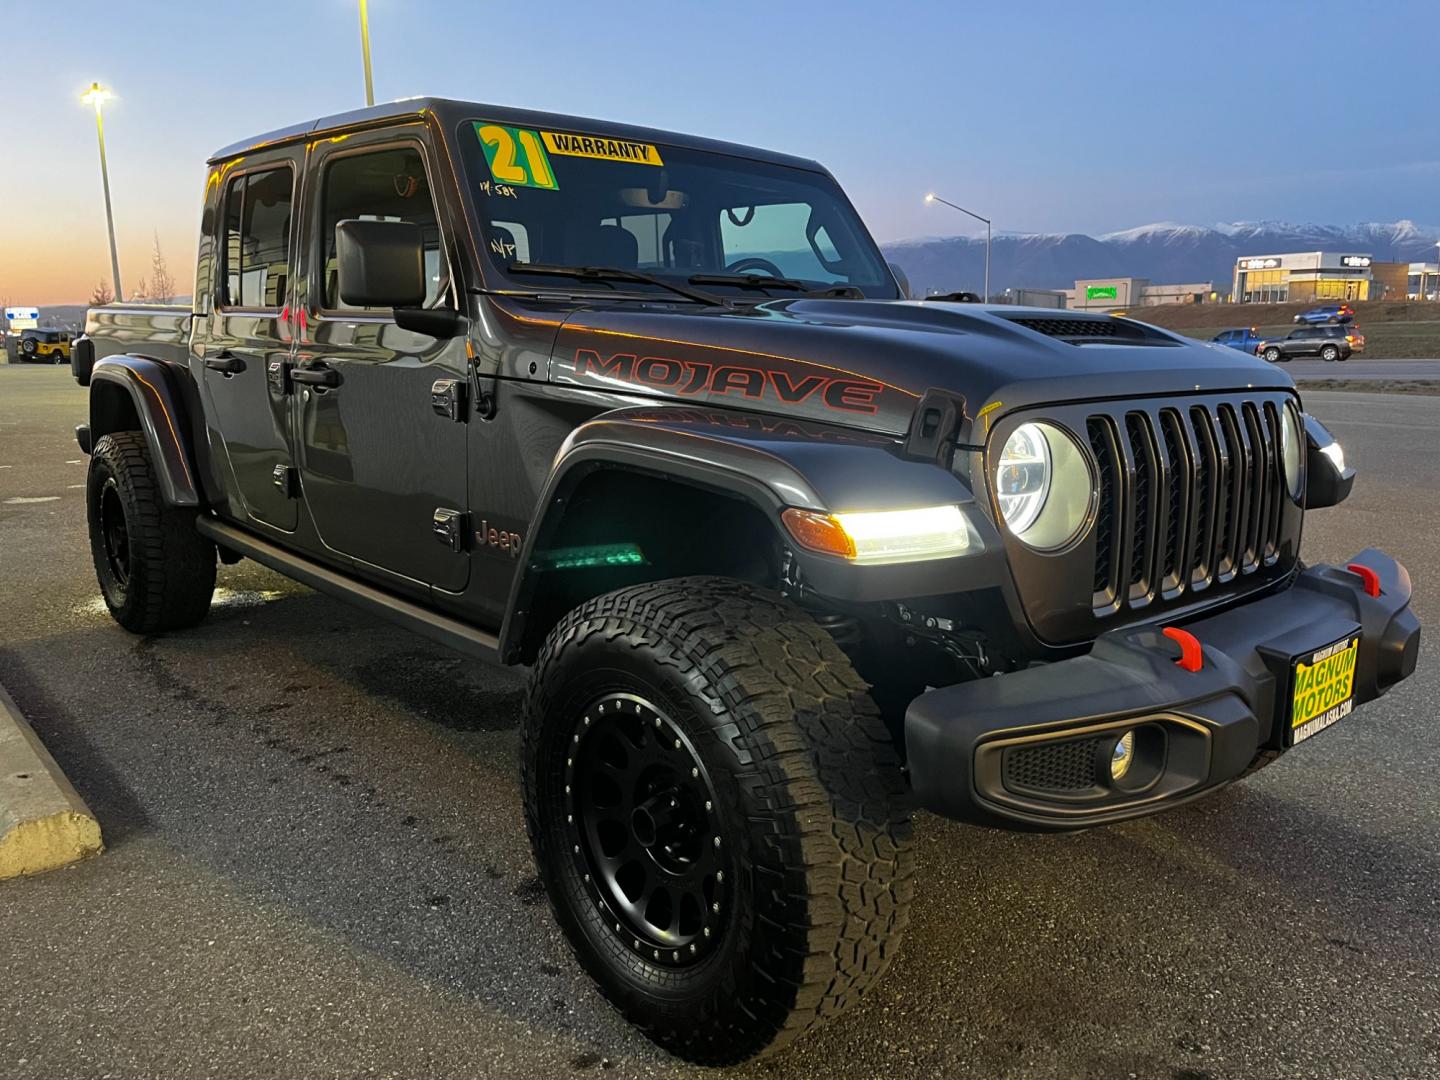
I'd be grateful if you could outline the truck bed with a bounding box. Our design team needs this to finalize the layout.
[84,304,194,365]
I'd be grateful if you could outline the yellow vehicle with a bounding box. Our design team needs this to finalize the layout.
[18,328,73,364]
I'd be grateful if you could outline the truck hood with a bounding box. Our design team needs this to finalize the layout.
[550,299,1296,442]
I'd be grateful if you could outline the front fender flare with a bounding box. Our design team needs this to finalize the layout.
[88,355,202,506]
[497,405,1003,663]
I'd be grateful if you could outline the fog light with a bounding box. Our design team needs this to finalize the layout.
[1109,730,1135,782]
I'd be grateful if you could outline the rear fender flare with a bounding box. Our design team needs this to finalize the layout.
[88,355,202,506]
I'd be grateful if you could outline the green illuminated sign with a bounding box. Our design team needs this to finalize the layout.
[1086,285,1118,300]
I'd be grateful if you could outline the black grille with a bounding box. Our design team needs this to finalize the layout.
[1090,398,1292,614]
[1006,738,1103,793]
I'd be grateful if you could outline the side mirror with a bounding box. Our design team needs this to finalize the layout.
[335,219,426,308]
[888,261,911,300]
[1303,413,1354,509]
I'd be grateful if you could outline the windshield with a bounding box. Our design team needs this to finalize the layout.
[460,120,898,300]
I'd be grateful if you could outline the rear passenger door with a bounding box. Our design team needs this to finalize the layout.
[291,130,471,595]
[200,154,301,531]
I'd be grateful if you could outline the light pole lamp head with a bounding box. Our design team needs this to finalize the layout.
[81,83,114,109]
[925,193,936,203]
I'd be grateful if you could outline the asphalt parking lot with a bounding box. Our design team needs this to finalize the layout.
[1,366,1436,1080]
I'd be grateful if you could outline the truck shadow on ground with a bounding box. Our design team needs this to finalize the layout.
[7,577,1436,1079]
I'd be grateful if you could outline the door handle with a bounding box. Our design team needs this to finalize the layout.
[290,363,340,388]
[204,353,246,375]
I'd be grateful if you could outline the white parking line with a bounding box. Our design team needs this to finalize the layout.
[3,496,60,504]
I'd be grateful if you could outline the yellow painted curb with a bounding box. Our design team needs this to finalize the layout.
[0,685,103,880]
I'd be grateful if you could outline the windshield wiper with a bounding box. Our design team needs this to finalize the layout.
[506,263,730,308]
[687,273,866,300]
[688,272,812,293]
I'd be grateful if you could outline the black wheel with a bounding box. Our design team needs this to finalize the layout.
[1321,345,1339,362]
[87,431,216,633]
[1264,347,1282,363]
[522,577,914,1065]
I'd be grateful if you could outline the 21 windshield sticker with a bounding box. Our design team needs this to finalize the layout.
[475,123,558,191]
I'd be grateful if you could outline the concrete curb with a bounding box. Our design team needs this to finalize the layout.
[0,684,103,880]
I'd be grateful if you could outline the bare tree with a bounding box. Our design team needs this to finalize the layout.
[148,233,176,304]
[132,278,149,303]
[89,280,114,306]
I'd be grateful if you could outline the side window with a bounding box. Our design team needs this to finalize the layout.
[319,145,444,310]
[221,167,294,310]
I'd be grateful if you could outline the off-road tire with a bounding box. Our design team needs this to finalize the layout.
[87,431,215,633]
[521,576,914,1065]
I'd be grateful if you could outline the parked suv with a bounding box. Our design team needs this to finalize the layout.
[1294,303,1355,325]
[69,98,1418,1065]
[17,328,73,364]
[1258,325,1354,362]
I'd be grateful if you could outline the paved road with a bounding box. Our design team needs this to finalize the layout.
[1283,357,1440,381]
[1,367,1436,1080]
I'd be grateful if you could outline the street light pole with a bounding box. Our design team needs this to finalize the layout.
[359,0,376,106]
[926,193,991,300]
[82,83,123,304]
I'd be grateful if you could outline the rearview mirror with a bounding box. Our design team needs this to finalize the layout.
[335,218,426,308]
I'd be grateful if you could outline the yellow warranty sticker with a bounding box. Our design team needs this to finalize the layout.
[542,131,664,166]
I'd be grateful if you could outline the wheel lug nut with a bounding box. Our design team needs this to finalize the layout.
[705,801,712,812]
[573,845,579,854]
[673,739,681,750]
[703,927,711,938]
[652,949,659,959]
[691,767,698,778]
[654,717,661,728]
[567,814,572,823]
[716,871,724,882]
[689,943,696,953]
[713,836,721,848]
[672,951,680,961]
[599,703,606,713]
[712,902,719,913]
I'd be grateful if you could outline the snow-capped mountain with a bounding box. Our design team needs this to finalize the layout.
[883,220,1440,297]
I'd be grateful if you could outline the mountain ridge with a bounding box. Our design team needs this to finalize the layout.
[883,220,1440,296]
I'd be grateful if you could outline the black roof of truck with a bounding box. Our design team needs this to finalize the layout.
[207,96,825,174]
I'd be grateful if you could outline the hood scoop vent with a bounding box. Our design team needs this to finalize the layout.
[1002,315,1178,347]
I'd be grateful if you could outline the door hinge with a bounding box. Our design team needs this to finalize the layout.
[432,507,468,551]
[431,378,467,422]
[271,464,300,498]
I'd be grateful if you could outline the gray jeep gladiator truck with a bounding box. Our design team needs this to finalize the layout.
[72,98,1419,1065]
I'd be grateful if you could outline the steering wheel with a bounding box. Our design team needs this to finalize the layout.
[724,257,787,278]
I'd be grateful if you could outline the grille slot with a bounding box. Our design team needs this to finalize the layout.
[1088,398,1293,616]
[1005,738,1103,794]
[1013,317,1125,339]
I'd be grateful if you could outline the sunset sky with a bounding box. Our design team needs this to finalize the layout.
[1,0,1435,305]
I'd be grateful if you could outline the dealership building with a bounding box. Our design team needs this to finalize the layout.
[1231,252,1385,304]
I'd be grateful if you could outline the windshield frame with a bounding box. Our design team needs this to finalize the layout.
[456,118,900,303]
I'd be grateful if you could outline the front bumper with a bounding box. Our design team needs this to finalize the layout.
[905,549,1420,831]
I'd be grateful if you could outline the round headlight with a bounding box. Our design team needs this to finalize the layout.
[995,422,1094,548]
[995,423,1051,535]
[1281,405,1303,498]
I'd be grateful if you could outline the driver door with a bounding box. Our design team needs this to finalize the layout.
[291,129,471,595]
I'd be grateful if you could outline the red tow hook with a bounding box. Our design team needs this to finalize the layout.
[1162,626,1203,672]
[1345,563,1382,598]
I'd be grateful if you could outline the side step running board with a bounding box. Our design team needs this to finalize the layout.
[197,517,502,664]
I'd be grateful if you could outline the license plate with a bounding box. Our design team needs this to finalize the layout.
[1288,636,1360,745]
